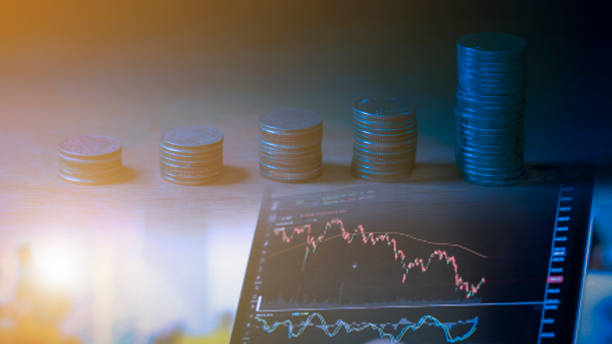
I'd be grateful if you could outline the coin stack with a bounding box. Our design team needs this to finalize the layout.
[351,97,418,181]
[58,135,123,185]
[159,126,224,185]
[455,32,526,186]
[258,109,323,182]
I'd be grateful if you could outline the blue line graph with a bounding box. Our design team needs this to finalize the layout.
[254,312,478,343]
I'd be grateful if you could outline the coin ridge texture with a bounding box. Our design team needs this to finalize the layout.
[455,32,526,186]
[159,126,224,185]
[258,108,323,182]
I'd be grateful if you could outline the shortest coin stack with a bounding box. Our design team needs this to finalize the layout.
[351,97,418,181]
[159,126,224,185]
[58,135,123,185]
[259,109,323,182]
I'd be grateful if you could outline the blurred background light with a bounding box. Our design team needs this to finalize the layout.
[31,240,86,293]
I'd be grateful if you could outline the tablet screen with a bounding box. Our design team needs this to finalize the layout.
[232,167,594,344]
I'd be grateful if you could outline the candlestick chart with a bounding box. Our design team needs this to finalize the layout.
[271,218,487,299]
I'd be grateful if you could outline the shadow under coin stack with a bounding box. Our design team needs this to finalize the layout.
[351,97,417,181]
[455,32,526,186]
[58,135,123,185]
[258,109,323,182]
[159,126,224,185]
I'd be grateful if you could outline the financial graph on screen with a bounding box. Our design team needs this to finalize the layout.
[233,168,594,344]
[271,218,487,299]
[254,312,479,343]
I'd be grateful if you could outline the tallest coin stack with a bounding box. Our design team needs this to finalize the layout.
[455,32,526,186]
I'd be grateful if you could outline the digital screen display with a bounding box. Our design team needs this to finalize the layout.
[232,168,594,344]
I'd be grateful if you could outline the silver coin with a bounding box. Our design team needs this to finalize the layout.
[161,167,222,179]
[259,159,321,171]
[458,79,525,90]
[350,165,413,181]
[59,158,122,173]
[461,166,525,180]
[455,105,523,119]
[459,138,523,152]
[458,125,524,138]
[58,169,121,185]
[160,148,222,162]
[458,75,525,87]
[457,156,524,169]
[456,120,523,133]
[457,154,523,168]
[354,134,418,145]
[160,156,223,170]
[460,166,524,178]
[259,130,322,145]
[58,156,122,171]
[59,135,122,160]
[458,134,523,148]
[353,124,418,136]
[456,151,523,165]
[354,140,417,153]
[259,164,321,182]
[258,149,321,161]
[258,138,321,151]
[455,115,524,129]
[457,146,523,163]
[259,160,321,172]
[455,106,524,117]
[59,163,122,177]
[458,49,524,62]
[161,126,223,149]
[459,135,523,148]
[352,97,414,118]
[457,57,524,68]
[259,108,322,132]
[258,157,321,168]
[353,145,416,157]
[458,125,523,138]
[258,108,323,182]
[457,87,524,101]
[159,146,221,160]
[259,150,321,161]
[352,111,417,124]
[455,96,523,110]
[58,151,122,166]
[258,145,321,155]
[458,32,526,56]
[457,59,524,70]
[351,162,415,174]
[351,163,412,175]
[457,87,525,97]
[353,133,417,145]
[460,162,524,176]
[461,173,522,186]
[352,122,417,135]
[352,153,416,165]
[160,170,221,185]
[458,66,524,76]
[260,123,322,135]
[258,155,321,166]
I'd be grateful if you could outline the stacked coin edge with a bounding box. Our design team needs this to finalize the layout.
[351,97,418,182]
[58,135,123,185]
[159,126,224,185]
[455,32,527,187]
[258,109,323,183]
